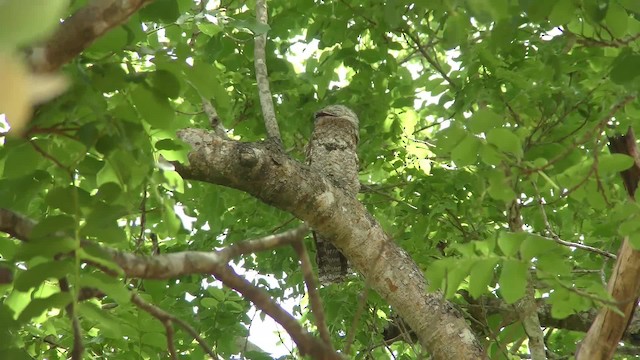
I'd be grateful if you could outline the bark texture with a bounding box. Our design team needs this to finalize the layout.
[174,128,485,359]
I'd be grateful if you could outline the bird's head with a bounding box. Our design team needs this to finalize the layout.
[315,105,359,128]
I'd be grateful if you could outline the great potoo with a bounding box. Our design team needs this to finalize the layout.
[306,105,360,285]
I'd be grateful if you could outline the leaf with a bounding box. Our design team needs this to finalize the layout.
[78,303,124,339]
[597,153,634,174]
[2,142,42,178]
[45,186,92,214]
[141,332,167,349]
[486,128,523,158]
[228,19,271,35]
[77,274,130,304]
[201,297,219,308]
[139,0,180,22]
[150,70,181,99]
[0,0,69,48]
[14,260,74,292]
[17,292,72,323]
[468,108,504,134]
[30,215,76,239]
[498,259,528,304]
[606,2,629,38]
[445,259,474,298]
[451,135,481,166]
[549,0,576,26]
[14,238,77,261]
[610,51,640,84]
[520,234,560,261]
[131,86,174,129]
[497,232,525,257]
[468,258,499,298]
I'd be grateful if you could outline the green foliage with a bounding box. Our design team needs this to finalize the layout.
[2,0,640,358]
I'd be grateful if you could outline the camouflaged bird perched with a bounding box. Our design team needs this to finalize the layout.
[305,105,360,285]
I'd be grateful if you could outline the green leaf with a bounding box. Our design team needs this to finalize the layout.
[160,202,182,236]
[139,0,180,22]
[150,70,181,99]
[486,128,523,158]
[629,233,640,249]
[468,258,499,298]
[131,86,174,129]
[78,302,124,339]
[3,142,42,178]
[14,238,77,261]
[141,332,167,349]
[598,153,634,174]
[17,292,72,323]
[77,274,130,304]
[14,260,74,292]
[497,232,526,257]
[201,297,219,308]
[228,19,271,35]
[610,51,640,84]
[499,259,528,304]
[468,108,504,134]
[45,186,92,214]
[606,2,629,38]
[520,234,560,261]
[549,0,576,26]
[451,135,481,166]
[30,215,76,239]
[94,182,123,204]
[0,0,69,48]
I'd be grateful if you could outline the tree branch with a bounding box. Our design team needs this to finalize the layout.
[173,128,486,359]
[27,0,156,73]
[291,241,334,351]
[507,201,546,360]
[131,293,217,359]
[253,0,281,143]
[579,127,640,359]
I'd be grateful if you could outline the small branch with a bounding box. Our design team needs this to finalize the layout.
[202,97,228,138]
[291,241,333,351]
[58,278,84,360]
[507,201,547,360]
[131,293,216,359]
[402,30,459,90]
[345,287,369,354]
[254,0,281,143]
[214,264,340,359]
[532,182,616,259]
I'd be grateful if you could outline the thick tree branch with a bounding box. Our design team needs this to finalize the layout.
[27,0,156,73]
[173,128,485,359]
[579,127,640,359]
[254,0,281,143]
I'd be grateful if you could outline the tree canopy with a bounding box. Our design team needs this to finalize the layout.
[2,0,640,359]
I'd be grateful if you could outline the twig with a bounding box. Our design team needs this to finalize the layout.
[291,241,333,351]
[254,0,281,143]
[131,293,217,359]
[402,30,459,89]
[214,264,340,359]
[532,182,616,259]
[345,287,369,354]
[58,278,84,360]
[202,96,228,138]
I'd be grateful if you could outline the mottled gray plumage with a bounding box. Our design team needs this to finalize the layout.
[306,105,360,284]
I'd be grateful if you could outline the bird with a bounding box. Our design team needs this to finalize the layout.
[305,105,360,285]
